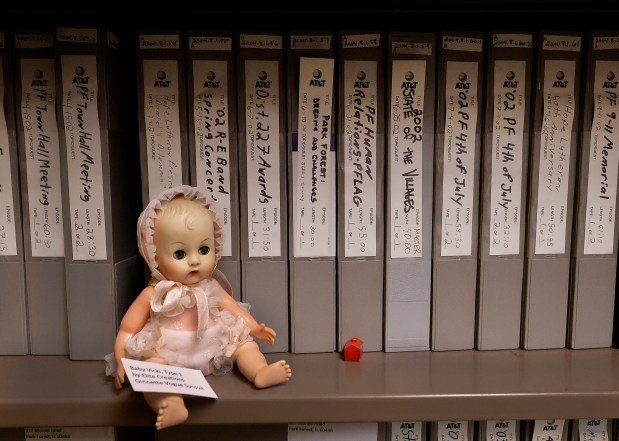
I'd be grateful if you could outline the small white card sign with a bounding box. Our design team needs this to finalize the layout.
[288,423,378,441]
[25,427,114,441]
[121,358,218,398]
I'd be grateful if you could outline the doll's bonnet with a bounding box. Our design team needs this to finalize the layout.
[137,186,225,281]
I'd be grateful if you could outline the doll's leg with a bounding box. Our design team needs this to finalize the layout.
[142,357,189,429]
[144,392,188,430]
[233,341,292,388]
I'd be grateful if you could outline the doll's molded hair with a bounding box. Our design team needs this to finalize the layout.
[137,186,224,281]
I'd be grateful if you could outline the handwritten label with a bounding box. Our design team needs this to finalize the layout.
[25,427,115,441]
[389,59,426,259]
[584,60,619,254]
[288,423,378,441]
[121,358,217,398]
[143,59,184,201]
[437,421,469,441]
[390,422,424,441]
[61,54,107,260]
[193,59,232,256]
[291,35,331,50]
[391,41,432,56]
[485,421,517,441]
[20,58,64,257]
[189,36,232,51]
[543,35,581,51]
[579,419,608,441]
[239,34,281,49]
[0,60,17,256]
[441,61,479,257]
[535,59,576,254]
[489,60,526,255]
[244,59,282,257]
[294,57,335,257]
[532,420,565,441]
[343,60,378,257]
[139,34,179,49]
[57,28,97,44]
[442,36,483,52]
[493,34,533,48]
[594,37,619,51]
[342,34,380,49]
[15,34,53,49]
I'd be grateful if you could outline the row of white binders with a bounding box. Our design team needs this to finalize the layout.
[1,27,618,360]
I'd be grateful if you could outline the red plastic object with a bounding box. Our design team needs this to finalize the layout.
[343,337,364,361]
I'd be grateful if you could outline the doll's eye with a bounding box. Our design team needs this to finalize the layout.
[199,246,210,255]
[173,250,186,260]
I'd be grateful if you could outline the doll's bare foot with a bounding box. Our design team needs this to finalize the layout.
[155,396,189,430]
[254,360,292,389]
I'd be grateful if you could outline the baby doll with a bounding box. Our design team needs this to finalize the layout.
[111,186,292,430]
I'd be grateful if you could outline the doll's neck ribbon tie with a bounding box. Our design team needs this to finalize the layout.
[150,280,209,338]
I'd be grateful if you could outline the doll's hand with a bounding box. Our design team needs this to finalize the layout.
[251,323,276,346]
[115,365,126,390]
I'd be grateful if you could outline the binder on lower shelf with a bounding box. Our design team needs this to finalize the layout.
[524,420,568,441]
[388,421,426,441]
[14,32,68,355]
[479,421,520,441]
[337,31,385,352]
[568,32,619,349]
[432,32,484,351]
[237,31,289,353]
[186,31,242,300]
[522,32,582,350]
[0,31,28,355]
[431,421,474,441]
[136,31,189,207]
[385,32,436,352]
[570,419,611,441]
[56,27,143,360]
[286,31,337,353]
[476,32,533,350]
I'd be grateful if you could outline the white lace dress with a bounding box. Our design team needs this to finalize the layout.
[111,278,252,376]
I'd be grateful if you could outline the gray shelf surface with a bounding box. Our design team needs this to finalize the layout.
[1,348,619,427]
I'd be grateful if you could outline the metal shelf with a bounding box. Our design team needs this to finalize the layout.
[1,348,619,427]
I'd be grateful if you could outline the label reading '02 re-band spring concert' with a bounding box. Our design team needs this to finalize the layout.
[193,59,233,257]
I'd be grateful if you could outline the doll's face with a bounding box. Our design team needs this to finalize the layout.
[153,199,217,285]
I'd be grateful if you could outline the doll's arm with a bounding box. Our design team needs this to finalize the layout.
[113,286,153,389]
[216,282,276,346]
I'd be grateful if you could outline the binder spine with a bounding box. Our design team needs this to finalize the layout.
[0,31,29,354]
[337,31,385,352]
[385,32,436,352]
[431,32,484,351]
[237,31,289,353]
[476,32,533,350]
[14,32,69,354]
[287,31,337,353]
[522,31,582,350]
[186,31,242,301]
